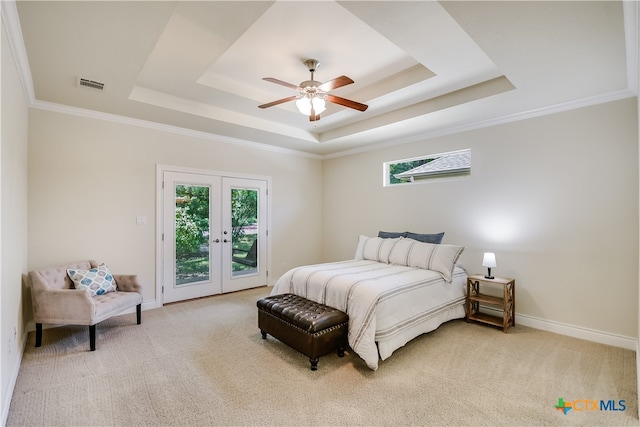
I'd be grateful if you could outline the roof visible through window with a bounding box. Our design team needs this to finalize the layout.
[384,149,471,186]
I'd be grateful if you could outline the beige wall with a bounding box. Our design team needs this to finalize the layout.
[637,2,640,413]
[323,98,638,339]
[1,17,29,423]
[27,109,323,305]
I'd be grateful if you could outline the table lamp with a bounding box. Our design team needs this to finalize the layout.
[482,252,496,279]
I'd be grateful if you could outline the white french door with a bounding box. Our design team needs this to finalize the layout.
[222,177,268,293]
[161,170,268,304]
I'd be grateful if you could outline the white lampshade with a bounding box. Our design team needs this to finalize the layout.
[296,96,326,116]
[482,252,497,268]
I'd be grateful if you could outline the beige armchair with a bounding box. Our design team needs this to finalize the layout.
[29,260,143,351]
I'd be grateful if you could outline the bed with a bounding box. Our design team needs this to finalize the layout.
[270,234,467,370]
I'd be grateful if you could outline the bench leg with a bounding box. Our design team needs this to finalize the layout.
[338,346,345,357]
[136,304,142,325]
[35,323,42,347]
[89,325,96,351]
[310,357,319,371]
[260,330,267,339]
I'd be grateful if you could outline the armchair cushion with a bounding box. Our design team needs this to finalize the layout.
[67,263,117,296]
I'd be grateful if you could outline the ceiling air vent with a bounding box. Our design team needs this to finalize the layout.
[77,77,104,91]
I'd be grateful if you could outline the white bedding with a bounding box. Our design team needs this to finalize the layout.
[270,259,467,370]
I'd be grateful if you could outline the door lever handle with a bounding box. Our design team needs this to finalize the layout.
[223,239,230,243]
[213,239,220,243]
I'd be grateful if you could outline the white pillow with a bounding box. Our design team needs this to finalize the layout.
[354,235,369,260]
[388,239,464,282]
[354,235,401,263]
[67,263,117,296]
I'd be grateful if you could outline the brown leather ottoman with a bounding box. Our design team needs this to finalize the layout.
[257,293,349,370]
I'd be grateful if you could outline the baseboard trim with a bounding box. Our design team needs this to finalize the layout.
[478,306,637,350]
[637,341,640,419]
[1,330,27,426]
[516,313,636,350]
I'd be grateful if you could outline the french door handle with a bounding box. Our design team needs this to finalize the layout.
[223,239,230,243]
[213,239,220,243]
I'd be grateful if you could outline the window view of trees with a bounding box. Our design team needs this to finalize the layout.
[231,189,257,243]
[388,158,435,184]
[174,185,259,285]
[175,185,210,285]
[230,189,258,274]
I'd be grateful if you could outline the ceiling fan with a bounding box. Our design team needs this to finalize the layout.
[258,59,368,122]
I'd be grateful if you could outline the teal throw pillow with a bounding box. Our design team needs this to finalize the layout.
[67,264,117,297]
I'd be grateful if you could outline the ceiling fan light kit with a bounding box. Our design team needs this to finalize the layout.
[259,58,368,122]
[296,95,326,116]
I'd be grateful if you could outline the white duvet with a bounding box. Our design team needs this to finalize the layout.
[271,260,467,370]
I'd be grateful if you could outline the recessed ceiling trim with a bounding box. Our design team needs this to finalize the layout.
[9,0,637,157]
[319,76,516,143]
[25,87,634,163]
[323,88,635,160]
[129,85,320,143]
[29,99,323,159]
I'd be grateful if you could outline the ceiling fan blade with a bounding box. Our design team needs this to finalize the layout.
[326,95,368,112]
[258,95,297,109]
[317,75,354,92]
[263,77,300,90]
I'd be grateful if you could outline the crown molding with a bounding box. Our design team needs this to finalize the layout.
[1,0,35,104]
[30,100,323,160]
[324,88,636,159]
[623,0,638,95]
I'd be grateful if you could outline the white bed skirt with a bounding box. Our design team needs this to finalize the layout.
[377,303,465,361]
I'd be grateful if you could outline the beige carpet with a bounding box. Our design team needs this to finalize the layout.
[7,286,638,426]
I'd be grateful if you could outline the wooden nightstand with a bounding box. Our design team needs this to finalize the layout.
[466,274,515,333]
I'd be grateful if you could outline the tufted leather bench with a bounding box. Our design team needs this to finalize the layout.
[257,293,349,370]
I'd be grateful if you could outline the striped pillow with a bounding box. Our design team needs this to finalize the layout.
[389,239,464,282]
[354,235,401,263]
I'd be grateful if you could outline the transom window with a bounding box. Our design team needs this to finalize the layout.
[383,149,471,186]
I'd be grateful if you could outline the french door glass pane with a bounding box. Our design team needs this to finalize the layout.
[231,188,258,277]
[175,184,210,286]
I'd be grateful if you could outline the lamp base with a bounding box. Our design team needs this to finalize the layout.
[484,267,494,280]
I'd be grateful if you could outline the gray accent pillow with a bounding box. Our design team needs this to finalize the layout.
[377,231,407,239]
[406,231,445,244]
[378,231,445,244]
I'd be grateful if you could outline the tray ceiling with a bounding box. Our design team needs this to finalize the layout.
[13,1,633,156]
